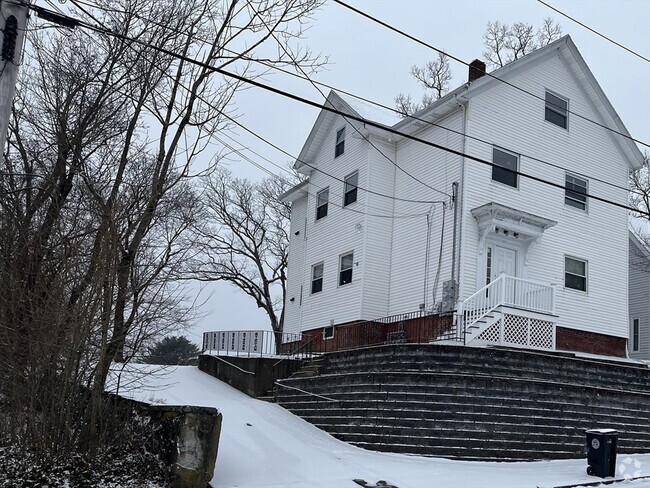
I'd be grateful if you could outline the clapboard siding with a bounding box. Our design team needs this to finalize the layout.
[360,136,396,319]
[284,39,641,349]
[296,116,370,331]
[629,239,650,359]
[283,196,307,336]
[388,110,463,315]
[460,53,630,338]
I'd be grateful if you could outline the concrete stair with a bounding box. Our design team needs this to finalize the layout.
[275,344,650,461]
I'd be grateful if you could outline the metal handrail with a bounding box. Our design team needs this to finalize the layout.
[272,334,318,368]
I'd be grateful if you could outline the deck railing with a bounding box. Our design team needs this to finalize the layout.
[202,330,309,358]
[460,274,555,336]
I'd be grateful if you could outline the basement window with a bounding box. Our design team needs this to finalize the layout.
[323,326,334,339]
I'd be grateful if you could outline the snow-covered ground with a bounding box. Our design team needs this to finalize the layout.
[107,365,650,488]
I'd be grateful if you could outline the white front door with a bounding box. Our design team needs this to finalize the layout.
[492,245,517,281]
[486,244,517,303]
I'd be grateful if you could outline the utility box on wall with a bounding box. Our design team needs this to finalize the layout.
[441,280,457,313]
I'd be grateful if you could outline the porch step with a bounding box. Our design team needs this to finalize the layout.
[275,344,650,460]
[290,358,324,379]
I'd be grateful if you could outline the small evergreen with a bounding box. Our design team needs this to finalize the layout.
[143,336,200,365]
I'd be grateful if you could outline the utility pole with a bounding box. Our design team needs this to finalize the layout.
[0,0,30,157]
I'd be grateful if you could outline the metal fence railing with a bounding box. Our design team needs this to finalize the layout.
[202,330,310,358]
[202,312,458,359]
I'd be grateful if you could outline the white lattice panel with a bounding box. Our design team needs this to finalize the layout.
[503,315,528,345]
[477,322,500,343]
[530,319,554,349]
[472,313,555,350]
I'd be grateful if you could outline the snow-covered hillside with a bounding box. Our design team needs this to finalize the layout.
[107,365,650,488]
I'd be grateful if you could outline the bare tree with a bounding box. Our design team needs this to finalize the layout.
[395,53,451,116]
[397,18,561,116]
[630,151,650,268]
[190,169,296,345]
[1,0,323,460]
[483,17,562,69]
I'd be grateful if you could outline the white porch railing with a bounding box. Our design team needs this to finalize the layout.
[460,274,555,335]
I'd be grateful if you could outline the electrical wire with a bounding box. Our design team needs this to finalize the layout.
[538,0,650,64]
[70,0,638,197]
[30,2,431,221]
[332,0,650,150]
[248,1,451,200]
[21,2,650,218]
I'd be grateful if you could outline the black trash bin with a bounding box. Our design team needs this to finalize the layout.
[586,429,619,478]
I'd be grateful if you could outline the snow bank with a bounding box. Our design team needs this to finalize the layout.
[109,364,650,488]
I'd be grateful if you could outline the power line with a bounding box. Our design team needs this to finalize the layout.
[332,0,650,150]
[71,0,637,197]
[538,0,650,64]
[215,133,428,220]
[22,3,650,219]
[39,1,433,220]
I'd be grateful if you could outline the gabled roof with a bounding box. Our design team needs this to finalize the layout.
[294,35,644,175]
[294,91,398,174]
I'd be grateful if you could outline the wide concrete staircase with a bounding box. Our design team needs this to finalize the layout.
[275,344,650,461]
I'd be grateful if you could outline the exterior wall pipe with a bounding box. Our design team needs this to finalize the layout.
[453,94,468,311]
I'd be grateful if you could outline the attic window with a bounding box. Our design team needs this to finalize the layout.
[545,91,568,129]
[335,127,345,158]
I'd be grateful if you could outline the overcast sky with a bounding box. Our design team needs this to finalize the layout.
[187,0,650,345]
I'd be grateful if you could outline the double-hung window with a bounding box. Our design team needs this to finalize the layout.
[311,262,323,294]
[565,256,587,292]
[335,127,345,158]
[565,174,588,211]
[492,148,519,188]
[545,91,568,129]
[344,171,358,206]
[316,188,329,220]
[632,318,640,352]
[339,252,354,286]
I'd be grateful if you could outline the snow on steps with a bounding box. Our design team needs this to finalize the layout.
[275,344,650,461]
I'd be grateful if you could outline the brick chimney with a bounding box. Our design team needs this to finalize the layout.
[468,59,487,83]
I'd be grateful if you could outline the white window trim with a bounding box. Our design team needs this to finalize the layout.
[632,317,640,352]
[565,173,588,212]
[564,255,588,293]
[491,147,520,189]
[311,262,324,295]
[343,170,359,207]
[544,89,569,130]
[335,127,345,158]
[338,251,354,287]
[323,326,334,340]
[315,187,329,221]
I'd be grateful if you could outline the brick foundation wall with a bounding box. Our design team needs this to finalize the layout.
[302,314,454,353]
[556,326,627,357]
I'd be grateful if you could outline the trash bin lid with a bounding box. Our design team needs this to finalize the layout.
[586,429,619,434]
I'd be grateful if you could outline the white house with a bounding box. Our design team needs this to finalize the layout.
[629,226,650,360]
[280,35,645,357]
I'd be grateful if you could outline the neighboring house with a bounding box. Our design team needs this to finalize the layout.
[629,227,650,360]
[280,35,645,357]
